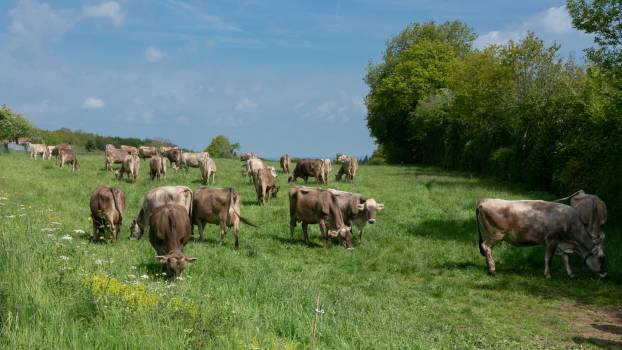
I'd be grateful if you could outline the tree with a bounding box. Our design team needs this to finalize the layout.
[0,105,33,142]
[204,135,240,159]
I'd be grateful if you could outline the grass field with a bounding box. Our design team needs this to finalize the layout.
[0,152,620,349]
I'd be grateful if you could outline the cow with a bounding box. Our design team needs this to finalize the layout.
[130,186,193,240]
[327,189,384,245]
[280,154,290,174]
[160,147,181,171]
[51,144,72,159]
[245,158,277,183]
[116,154,140,182]
[105,145,132,171]
[252,168,279,205]
[30,144,47,159]
[149,155,167,180]
[555,190,607,237]
[240,152,257,161]
[149,204,197,278]
[199,157,217,185]
[120,145,138,155]
[335,156,358,183]
[321,158,332,184]
[45,145,55,160]
[192,187,258,249]
[289,186,353,249]
[181,152,209,170]
[288,159,325,184]
[476,198,607,279]
[59,148,80,171]
[90,187,126,242]
[138,146,158,159]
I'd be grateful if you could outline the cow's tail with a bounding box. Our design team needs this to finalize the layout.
[110,187,122,222]
[476,205,485,257]
[227,187,258,228]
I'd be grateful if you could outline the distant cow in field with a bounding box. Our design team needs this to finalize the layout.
[252,168,279,205]
[321,158,332,184]
[131,186,193,240]
[280,154,290,174]
[44,145,55,160]
[138,146,158,159]
[240,152,257,161]
[335,156,358,183]
[245,158,277,183]
[90,187,126,242]
[192,187,257,249]
[149,155,167,180]
[59,148,80,171]
[160,147,181,171]
[51,144,72,159]
[30,144,46,159]
[476,197,607,278]
[121,145,138,155]
[288,159,325,184]
[149,204,197,278]
[116,154,140,182]
[105,145,132,171]
[327,189,384,245]
[199,157,217,185]
[181,152,209,170]
[289,186,352,249]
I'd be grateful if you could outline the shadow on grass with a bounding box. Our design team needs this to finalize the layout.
[572,337,622,349]
[267,234,323,248]
[592,323,622,335]
[407,218,477,244]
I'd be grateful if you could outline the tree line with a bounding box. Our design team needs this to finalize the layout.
[365,0,622,214]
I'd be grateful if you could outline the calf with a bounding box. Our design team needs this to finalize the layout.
[116,154,140,182]
[192,187,257,249]
[288,159,325,184]
[199,157,217,185]
[149,204,197,278]
[130,186,193,239]
[59,148,80,171]
[476,198,607,278]
[280,154,290,174]
[150,155,167,180]
[30,144,47,159]
[252,168,279,205]
[289,186,352,249]
[90,187,126,242]
[327,189,384,245]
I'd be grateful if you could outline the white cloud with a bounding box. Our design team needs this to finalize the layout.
[234,98,258,111]
[302,93,365,122]
[528,6,573,34]
[8,0,72,49]
[80,1,125,27]
[82,97,105,109]
[164,0,240,32]
[145,46,166,63]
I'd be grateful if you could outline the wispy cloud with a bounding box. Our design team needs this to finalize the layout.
[234,98,258,111]
[82,97,105,109]
[302,93,365,123]
[80,1,125,27]
[145,46,166,63]
[163,0,240,32]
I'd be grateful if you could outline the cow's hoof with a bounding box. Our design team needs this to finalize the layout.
[488,270,496,277]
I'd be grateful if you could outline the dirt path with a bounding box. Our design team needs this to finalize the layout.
[569,303,622,349]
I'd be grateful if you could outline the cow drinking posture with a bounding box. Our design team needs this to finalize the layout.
[90,187,126,242]
[192,187,257,249]
[131,186,193,240]
[116,154,140,182]
[289,187,352,249]
[59,148,80,171]
[150,155,167,180]
[327,189,384,245]
[149,204,197,278]
[252,168,279,205]
[476,198,607,278]
[280,154,290,174]
[199,157,217,185]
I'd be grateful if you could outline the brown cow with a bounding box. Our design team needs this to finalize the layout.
[476,198,607,278]
[335,156,358,183]
[44,145,55,160]
[245,158,277,183]
[181,152,209,170]
[105,145,132,171]
[149,204,197,278]
[199,157,217,185]
[327,189,384,245]
[121,145,138,155]
[160,147,181,171]
[150,155,167,180]
[280,154,290,174]
[51,144,72,159]
[90,187,126,242]
[30,144,47,159]
[240,152,257,161]
[139,146,158,158]
[252,168,279,205]
[59,148,80,171]
[289,186,352,249]
[116,154,140,182]
[555,190,607,238]
[288,159,325,184]
[131,186,193,240]
[192,187,257,249]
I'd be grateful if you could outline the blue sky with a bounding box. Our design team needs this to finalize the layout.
[0,1,593,158]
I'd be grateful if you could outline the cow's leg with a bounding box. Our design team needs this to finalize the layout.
[218,219,227,246]
[543,239,560,279]
[319,220,330,247]
[198,221,205,241]
[91,218,98,242]
[304,176,308,184]
[480,237,499,276]
[302,222,309,243]
[358,227,364,246]
[561,253,575,278]
[233,219,240,250]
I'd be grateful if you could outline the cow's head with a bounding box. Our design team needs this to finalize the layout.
[267,166,277,178]
[287,175,294,183]
[584,244,607,278]
[130,220,143,239]
[156,252,197,278]
[356,199,385,224]
[270,185,280,198]
[328,226,353,250]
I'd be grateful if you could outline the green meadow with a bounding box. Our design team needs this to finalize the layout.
[0,152,620,349]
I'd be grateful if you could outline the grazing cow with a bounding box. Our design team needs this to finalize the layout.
[121,145,138,155]
[116,154,140,182]
[59,148,80,171]
[327,189,384,245]
[105,145,132,171]
[90,187,126,242]
[288,159,325,184]
[149,155,167,180]
[30,144,47,159]
[556,190,607,236]
[321,158,332,184]
[160,147,181,171]
[280,154,290,174]
[149,204,197,278]
[199,157,217,185]
[138,146,158,159]
[476,198,607,278]
[240,152,257,161]
[51,144,72,159]
[335,156,358,183]
[131,186,193,240]
[289,186,352,249]
[252,168,279,205]
[245,158,277,183]
[181,152,209,170]
[192,187,258,249]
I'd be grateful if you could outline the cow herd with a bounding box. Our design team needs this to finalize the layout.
[25,143,609,280]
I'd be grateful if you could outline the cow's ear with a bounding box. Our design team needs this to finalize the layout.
[185,256,197,263]
[156,255,168,264]
[377,203,385,210]
[356,203,365,211]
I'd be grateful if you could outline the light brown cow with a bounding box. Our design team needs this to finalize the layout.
[476,198,607,278]
[45,145,55,160]
[149,204,197,278]
[288,159,325,184]
[59,148,80,171]
[289,186,352,249]
[131,186,193,239]
[105,145,132,171]
[252,168,279,205]
[181,152,209,170]
[116,154,140,182]
[321,158,332,184]
[280,154,290,174]
[240,152,257,161]
[555,190,607,237]
[121,145,138,155]
[52,144,72,159]
[192,187,257,249]
[327,189,384,245]
[335,156,358,183]
[90,187,126,242]
[199,157,217,185]
[160,147,181,171]
[139,146,158,158]
[245,158,277,183]
[149,155,167,180]
[30,144,47,159]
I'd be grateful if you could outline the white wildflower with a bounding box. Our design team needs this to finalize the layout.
[315,308,325,315]
[19,214,26,217]
[5,215,15,219]
[140,274,149,279]
[0,197,8,200]
[73,229,85,234]
[59,256,69,261]
[61,235,73,241]
[41,228,57,232]
[130,266,137,270]
[50,222,61,226]
[128,274,136,279]
[95,259,104,265]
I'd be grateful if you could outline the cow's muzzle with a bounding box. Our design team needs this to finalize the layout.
[368,219,376,224]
